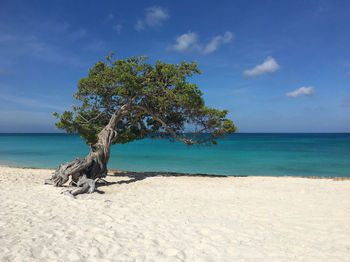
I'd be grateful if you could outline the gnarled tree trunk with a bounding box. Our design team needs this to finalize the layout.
[45,104,128,196]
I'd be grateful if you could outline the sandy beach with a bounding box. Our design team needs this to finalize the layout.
[0,166,349,262]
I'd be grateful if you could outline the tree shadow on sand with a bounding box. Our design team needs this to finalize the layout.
[62,171,248,197]
[94,171,247,191]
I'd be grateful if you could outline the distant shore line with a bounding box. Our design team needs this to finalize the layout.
[1,165,349,180]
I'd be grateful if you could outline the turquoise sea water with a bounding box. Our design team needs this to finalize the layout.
[0,133,349,177]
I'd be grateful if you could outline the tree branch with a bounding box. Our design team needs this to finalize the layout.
[132,105,200,145]
[78,111,105,124]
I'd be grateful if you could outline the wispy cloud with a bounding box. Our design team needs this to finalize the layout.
[0,21,98,67]
[243,57,280,77]
[113,24,122,34]
[169,31,233,54]
[107,14,114,20]
[69,28,87,40]
[18,35,81,65]
[83,39,107,52]
[346,72,350,78]
[105,14,122,34]
[135,21,143,31]
[286,86,315,98]
[203,31,233,54]
[37,21,87,41]
[170,32,199,52]
[0,34,75,65]
[0,93,66,111]
[135,6,169,31]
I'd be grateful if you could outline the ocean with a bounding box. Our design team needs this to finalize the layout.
[0,133,349,177]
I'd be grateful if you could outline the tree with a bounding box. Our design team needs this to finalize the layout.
[45,53,237,197]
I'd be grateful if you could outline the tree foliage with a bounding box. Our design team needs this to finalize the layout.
[54,53,237,146]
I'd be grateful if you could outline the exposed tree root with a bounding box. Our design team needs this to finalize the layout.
[45,108,122,197]
[61,175,96,199]
[44,147,109,197]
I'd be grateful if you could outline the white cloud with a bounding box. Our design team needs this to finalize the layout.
[169,31,233,54]
[243,57,280,77]
[113,24,122,34]
[145,7,169,27]
[286,86,315,98]
[170,32,199,51]
[203,31,233,54]
[135,6,169,31]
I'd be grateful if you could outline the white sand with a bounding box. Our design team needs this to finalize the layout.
[0,166,349,262]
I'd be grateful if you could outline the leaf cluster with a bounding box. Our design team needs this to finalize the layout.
[54,53,237,145]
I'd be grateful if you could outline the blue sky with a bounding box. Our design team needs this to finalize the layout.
[0,0,349,132]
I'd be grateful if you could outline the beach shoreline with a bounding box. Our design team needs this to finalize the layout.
[1,166,350,261]
[1,164,349,180]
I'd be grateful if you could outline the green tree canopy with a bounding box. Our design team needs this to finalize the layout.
[54,53,237,146]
